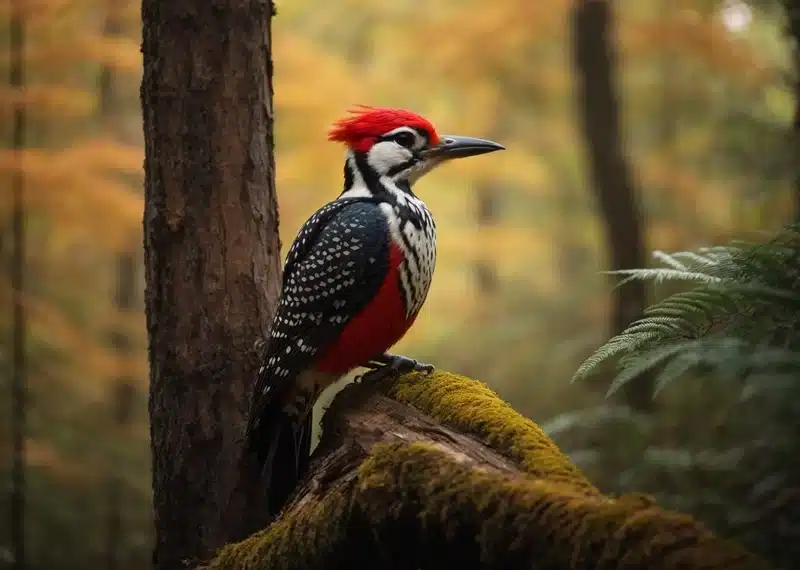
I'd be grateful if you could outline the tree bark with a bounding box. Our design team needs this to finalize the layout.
[199,370,773,570]
[141,0,281,568]
[571,0,652,411]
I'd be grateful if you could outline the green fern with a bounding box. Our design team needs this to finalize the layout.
[572,223,800,398]
[559,223,800,567]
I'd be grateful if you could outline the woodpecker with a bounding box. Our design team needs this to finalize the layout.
[243,106,504,517]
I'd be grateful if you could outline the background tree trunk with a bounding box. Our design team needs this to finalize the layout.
[474,180,500,297]
[140,1,281,567]
[571,0,652,411]
[472,111,505,302]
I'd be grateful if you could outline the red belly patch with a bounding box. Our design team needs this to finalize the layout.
[314,243,417,374]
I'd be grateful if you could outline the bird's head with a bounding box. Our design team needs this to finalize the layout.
[328,105,504,187]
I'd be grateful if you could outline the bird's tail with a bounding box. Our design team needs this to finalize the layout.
[242,409,313,521]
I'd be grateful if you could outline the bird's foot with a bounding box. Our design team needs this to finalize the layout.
[364,353,435,381]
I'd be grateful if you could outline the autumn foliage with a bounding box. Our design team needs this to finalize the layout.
[0,0,796,568]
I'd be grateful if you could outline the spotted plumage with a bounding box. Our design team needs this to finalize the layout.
[243,106,504,519]
[251,199,391,396]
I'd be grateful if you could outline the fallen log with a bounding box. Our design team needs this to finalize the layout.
[201,370,773,570]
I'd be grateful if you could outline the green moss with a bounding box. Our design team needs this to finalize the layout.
[201,442,773,570]
[358,443,772,570]
[382,370,598,494]
[199,369,773,569]
[199,477,355,570]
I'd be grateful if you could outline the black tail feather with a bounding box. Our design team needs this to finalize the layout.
[243,411,313,521]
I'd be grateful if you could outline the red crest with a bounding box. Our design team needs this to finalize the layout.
[328,105,440,152]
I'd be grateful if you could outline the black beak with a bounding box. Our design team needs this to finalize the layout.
[426,135,505,160]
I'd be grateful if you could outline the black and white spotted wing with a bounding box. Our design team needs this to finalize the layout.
[280,197,373,293]
[246,199,390,431]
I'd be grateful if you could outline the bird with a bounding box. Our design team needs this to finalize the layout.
[243,105,505,518]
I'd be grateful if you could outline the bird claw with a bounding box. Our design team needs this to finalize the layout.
[405,359,435,375]
[364,353,435,380]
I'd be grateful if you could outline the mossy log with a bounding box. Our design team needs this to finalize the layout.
[201,371,773,570]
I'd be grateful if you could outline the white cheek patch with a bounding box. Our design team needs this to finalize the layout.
[406,156,445,185]
[367,141,413,176]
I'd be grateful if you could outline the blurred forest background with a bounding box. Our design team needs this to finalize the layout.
[1,0,798,568]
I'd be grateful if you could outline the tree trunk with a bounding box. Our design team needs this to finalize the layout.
[473,118,505,304]
[570,0,652,411]
[140,0,281,567]
[198,370,773,570]
[474,180,499,298]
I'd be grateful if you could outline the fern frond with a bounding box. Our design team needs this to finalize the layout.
[606,341,698,397]
[652,248,736,275]
[741,373,799,401]
[540,405,650,437]
[652,250,690,270]
[722,283,800,303]
[607,268,724,288]
[571,331,660,382]
[653,351,704,397]
[574,223,800,393]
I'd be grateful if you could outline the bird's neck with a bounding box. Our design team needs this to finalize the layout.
[338,151,418,207]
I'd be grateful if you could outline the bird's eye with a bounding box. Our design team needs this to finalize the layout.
[394,131,417,148]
